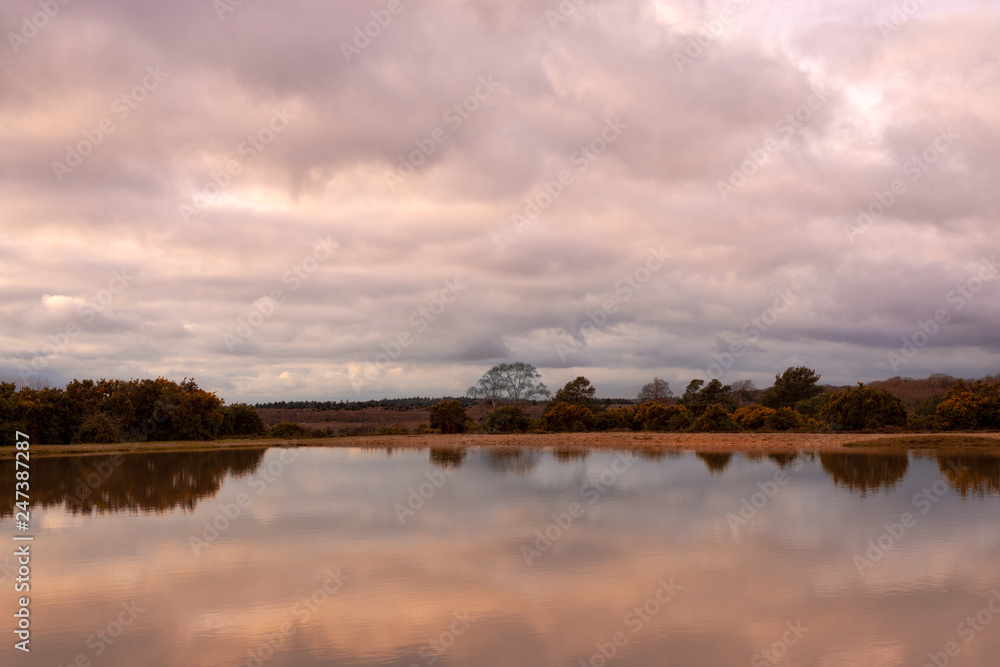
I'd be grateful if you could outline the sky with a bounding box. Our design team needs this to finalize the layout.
[1,0,998,403]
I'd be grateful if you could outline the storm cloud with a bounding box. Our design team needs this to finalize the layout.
[1,0,997,401]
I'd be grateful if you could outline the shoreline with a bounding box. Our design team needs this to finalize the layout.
[7,431,1000,459]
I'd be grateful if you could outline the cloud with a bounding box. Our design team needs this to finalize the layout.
[1,0,998,400]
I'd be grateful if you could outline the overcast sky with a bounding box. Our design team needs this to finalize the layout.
[1,0,998,402]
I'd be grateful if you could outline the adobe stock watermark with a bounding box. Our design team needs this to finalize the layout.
[703,288,799,379]
[340,0,414,63]
[52,65,169,182]
[845,126,960,242]
[673,0,754,72]
[578,578,682,667]
[394,465,458,525]
[353,277,468,389]
[387,75,502,191]
[55,600,145,667]
[190,449,301,555]
[510,116,628,234]
[409,612,476,667]
[179,107,295,222]
[854,462,961,575]
[725,457,806,533]
[878,0,929,38]
[751,620,809,667]
[212,0,246,21]
[522,453,635,566]
[556,246,670,362]
[717,86,828,202]
[223,236,337,352]
[544,0,589,30]
[233,568,349,667]
[923,590,1000,667]
[17,269,133,382]
[887,256,997,371]
[8,0,71,54]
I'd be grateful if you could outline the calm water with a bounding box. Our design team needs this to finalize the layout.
[2,446,999,666]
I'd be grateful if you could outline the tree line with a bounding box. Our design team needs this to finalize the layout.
[425,363,1000,434]
[0,378,266,446]
[3,365,997,445]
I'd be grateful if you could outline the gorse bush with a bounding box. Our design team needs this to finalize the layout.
[543,403,594,432]
[936,380,1000,431]
[821,384,908,431]
[481,405,531,433]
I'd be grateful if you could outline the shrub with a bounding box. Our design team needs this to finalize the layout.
[633,402,691,431]
[429,400,466,432]
[482,405,530,433]
[74,412,124,444]
[689,404,739,432]
[764,407,804,431]
[936,380,1000,430]
[593,407,633,431]
[267,422,311,438]
[429,399,469,433]
[221,403,267,437]
[543,403,594,432]
[821,384,908,431]
[733,405,775,431]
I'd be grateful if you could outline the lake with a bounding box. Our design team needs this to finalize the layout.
[2,445,999,666]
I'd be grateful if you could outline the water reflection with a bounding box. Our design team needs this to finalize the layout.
[6,448,1000,517]
[2,447,1000,667]
[767,452,801,468]
[429,447,466,469]
[937,454,1000,497]
[819,451,909,495]
[553,447,590,463]
[0,449,265,516]
[488,447,541,475]
[695,451,733,475]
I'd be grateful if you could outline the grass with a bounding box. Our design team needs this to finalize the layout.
[844,434,1000,449]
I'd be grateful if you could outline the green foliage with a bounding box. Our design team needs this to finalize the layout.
[764,407,804,431]
[221,403,267,437]
[267,422,311,438]
[793,392,831,417]
[429,399,469,433]
[689,404,740,432]
[549,376,599,412]
[821,384,908,431]
[680,378,732,417]
[75,412,124,444]
[633,402,691,431]
[761,366,823,409]
[482,405,531,433]
[936,380,1000,430]
[592,407,634,431]
[543,403,594,432]
[0,377,227,445]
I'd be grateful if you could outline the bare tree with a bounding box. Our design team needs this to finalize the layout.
[730,379,758,407]
[467,362,550,407]
[637,377,672,403]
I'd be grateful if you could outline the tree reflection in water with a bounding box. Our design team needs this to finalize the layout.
[553,448,590,463]
[696,452,733,475]
[819,452,909,495]
[429,447,466,469]
[937,454,1000,498]
[0,449,266,516]
[488,448,540,475]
